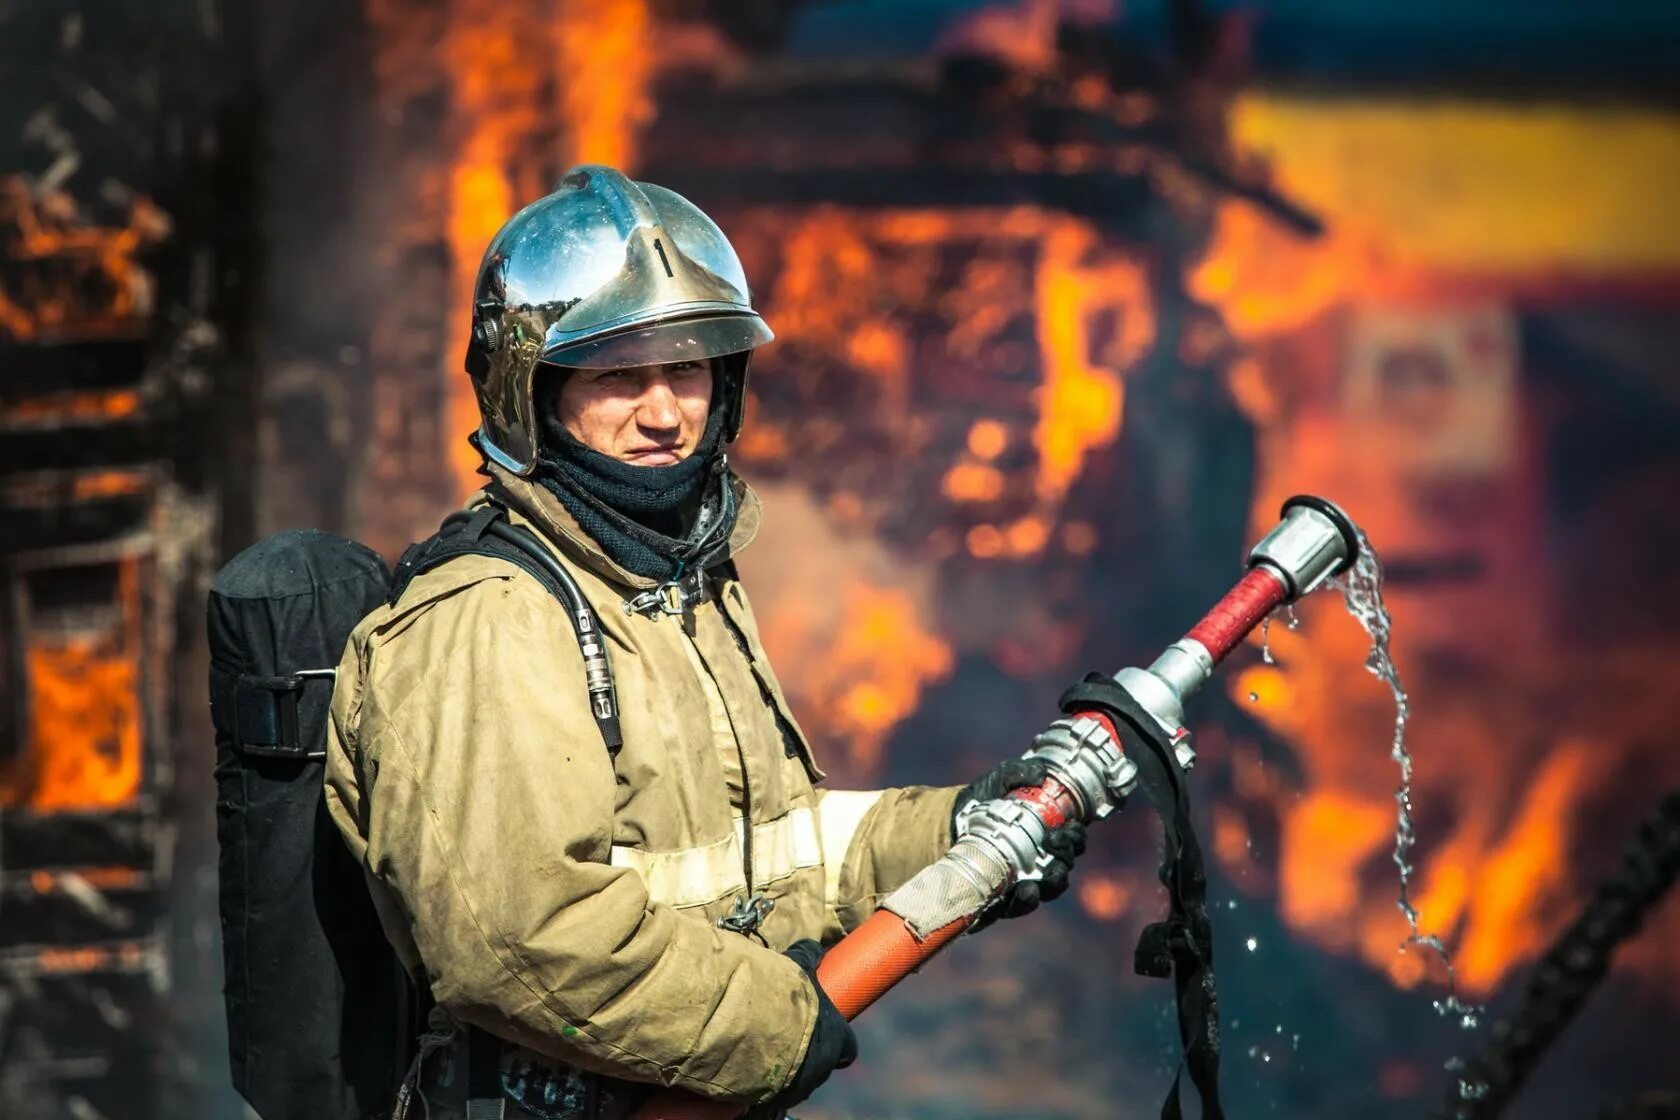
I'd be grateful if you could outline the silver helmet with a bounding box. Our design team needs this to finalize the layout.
[465,165,773,474]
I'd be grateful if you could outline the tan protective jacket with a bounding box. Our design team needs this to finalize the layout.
[324,465,959,1107]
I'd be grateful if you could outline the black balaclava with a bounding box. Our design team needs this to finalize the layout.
[532,371,739,583]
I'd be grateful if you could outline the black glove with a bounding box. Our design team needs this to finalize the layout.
[767,939,857,1111]
[952,757,1089,921]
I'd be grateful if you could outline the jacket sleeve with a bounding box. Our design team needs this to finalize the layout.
[329,571,818,1106]
[816,783,961,939]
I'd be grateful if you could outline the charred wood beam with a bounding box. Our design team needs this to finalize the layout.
[0,494,154,553]
[645,76,1320,235]
[0,807,156,871]
[650,166,1162,222]
[0,875,157,948]
[0,422,159,475]
[0,342,149,400]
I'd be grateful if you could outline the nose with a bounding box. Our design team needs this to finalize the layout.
[637,374,682,434]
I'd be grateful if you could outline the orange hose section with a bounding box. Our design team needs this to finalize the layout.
[632,910,973,1120]
[817,909,973,1021]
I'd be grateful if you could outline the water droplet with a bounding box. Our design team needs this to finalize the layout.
[1444,1057,1466,1072]
[1285,603,1302,631]
[1275,1024,1283,1034]
[1457,1080,1489,1101]
[1263,1052,1272,1063]
[1247,1046,1259,1058]
[1227,900,1239,910]
[1247,691,1259,702]
[1245,936,1258,952]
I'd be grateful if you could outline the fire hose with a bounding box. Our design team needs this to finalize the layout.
[633,496,1362,1120]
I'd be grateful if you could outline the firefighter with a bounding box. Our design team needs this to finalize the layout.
[323,165,1086,1119]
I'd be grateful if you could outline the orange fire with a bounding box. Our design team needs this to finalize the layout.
[726,203,1156,773]
[1033,219,1151,507]
[3,389,142,425]
[744,205,1153,543]
[366,0,658,498]
[0,175,169,341]
[0,557,144,813]
[760,579,955,776]
[1077,871,1132,922]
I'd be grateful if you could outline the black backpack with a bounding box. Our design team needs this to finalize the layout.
[209,504,619,1120]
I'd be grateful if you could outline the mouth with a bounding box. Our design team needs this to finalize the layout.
[624,445,684,464]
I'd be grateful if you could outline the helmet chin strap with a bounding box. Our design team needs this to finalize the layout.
[717,351,752,442]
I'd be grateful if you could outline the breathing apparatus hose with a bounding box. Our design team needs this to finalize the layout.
[630,497,1360,1120]
[1435,788,1680,1120]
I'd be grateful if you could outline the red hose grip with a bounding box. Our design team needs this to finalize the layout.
[1184,566,1287,664]
[1006,775,1078,829]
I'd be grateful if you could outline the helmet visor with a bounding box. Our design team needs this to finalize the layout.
[542,311,773,370]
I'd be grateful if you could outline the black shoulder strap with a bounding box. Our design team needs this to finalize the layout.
[389,505,555,608]
[389,504,623,752]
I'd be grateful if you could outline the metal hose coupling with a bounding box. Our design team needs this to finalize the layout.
[949,713,1139,907]
[952,797,1055,886]
[1020,714,1139,821]
[1249,495,1361,601]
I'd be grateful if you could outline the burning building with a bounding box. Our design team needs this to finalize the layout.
[0,3,260,1116]
[2,1,1678,1117]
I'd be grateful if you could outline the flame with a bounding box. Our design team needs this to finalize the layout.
[1032,220,1138,506]
[366,0,657,498]
[1420,743,1595,992]
[0,470,151,509]
[436,13,550,495]
[557,0,655,173]
[0,558,143,812]
[764,582,954,774]
[940,0,1118,74]
[1077,872,1131,922]
[3,389,142,425]
[942,462,1006,504]
[34,940,153,975]
[29,866,143,892]
[1190,200,1404,338]
[749,206,1153,546]
[0,176,168,341]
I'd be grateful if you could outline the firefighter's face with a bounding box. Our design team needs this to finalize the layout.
[554,358,715,465]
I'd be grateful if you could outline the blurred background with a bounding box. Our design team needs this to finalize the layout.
[2,1,1678,1117]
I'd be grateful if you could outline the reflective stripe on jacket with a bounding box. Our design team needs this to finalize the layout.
[323,464,959,1107]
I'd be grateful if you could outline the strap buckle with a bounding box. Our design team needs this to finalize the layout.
[625,569,710,619]
[717,893,776,936]
[213,667,337,758]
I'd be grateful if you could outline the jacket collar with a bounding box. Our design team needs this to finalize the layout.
[479,461,763,591]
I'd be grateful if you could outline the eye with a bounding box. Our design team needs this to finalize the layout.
[669,360,706,375]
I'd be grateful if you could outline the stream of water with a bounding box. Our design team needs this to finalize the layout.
[1326,523,1483,1034]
